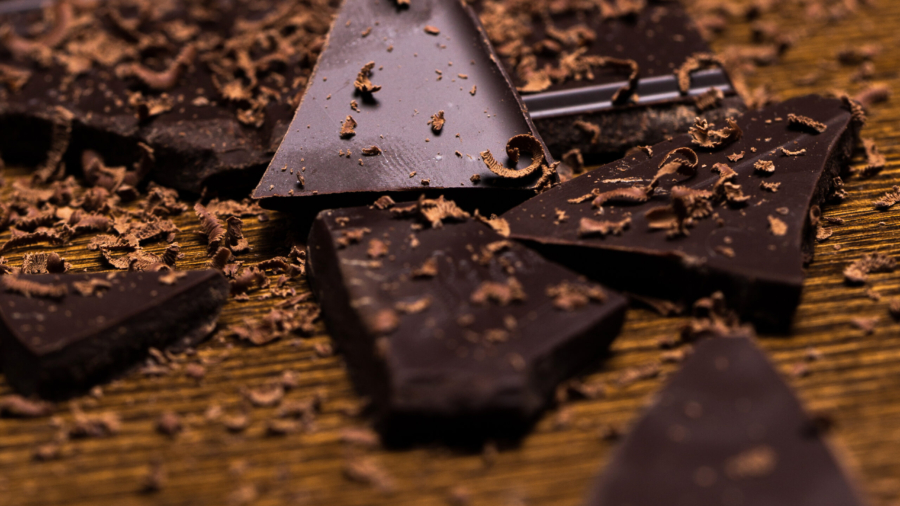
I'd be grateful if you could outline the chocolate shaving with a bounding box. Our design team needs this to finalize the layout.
[412,257,438,278]
[32,106,73,184]
[417,196,470,228]
[546,280,606,311]
[595,57,639,104]
[574,120,601,145]
[424,25,440,35]
[162,243,183,267]
[72,278,112,296]
[650,147,699,189]
[481,134,545,179]
[2,275,67,299]
[761,181,781,192]
[694,88,724,111]
[474,210,510,237]
[727,151,745,162]
[688,117,742,149]
[395,296,432,314]
[195,203,226,254]
[754,160,775,173]
[854,83,891,110]
[373,195,395,209]
[367,239,389,259]
[787,113,827,133]
[21,252,69,274]
[844,253,896,284]
[116,45,197,91]
[470,277,526,305]
[578,217,631,237]
[362,145,382,156]
[857,138,885,177]
[336,227,371,247]
[675,53,725,94]
[340,115,358,138]
[428,110,445,133]
[354,61,381,94]
[873,186,900,210]
[101,249,163,271]
[0,395,53,418]
[591,187,650,207]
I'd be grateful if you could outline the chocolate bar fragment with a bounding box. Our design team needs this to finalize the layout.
[307,197,627,442]
[586,334,867,506]
[474,0,745,164]
[504,95,864,330]
[0,0,333,192]
[0,270,228,398]
[252,0,557,213]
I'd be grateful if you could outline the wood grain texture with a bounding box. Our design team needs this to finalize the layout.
[1,1,900,505]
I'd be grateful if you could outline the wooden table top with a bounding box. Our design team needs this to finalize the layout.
[1,1,899,505]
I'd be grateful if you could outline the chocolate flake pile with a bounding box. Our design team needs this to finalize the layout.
[0,0,336,192]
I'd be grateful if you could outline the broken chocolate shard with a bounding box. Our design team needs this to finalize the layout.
[0,0,333,192]
[504,96,862,330]
[0,270,228,398]
[586,334,867,506]
[307,197,626,442]
[473,0,744,161]
[252,0,554,211]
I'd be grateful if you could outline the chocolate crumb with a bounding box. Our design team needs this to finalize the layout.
[873,186,900,210]
[844,253,896,284]
[428,110,445,132]
[341,116,358,138]
[424,25,440,35]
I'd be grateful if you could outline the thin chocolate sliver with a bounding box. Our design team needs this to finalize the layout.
[306,198,626,442]
[503,95,863,330]
[252,0,555,212]
[586,334,867,506]
[0,270,228,398]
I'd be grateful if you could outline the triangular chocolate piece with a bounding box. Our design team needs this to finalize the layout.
[0,270,228,398]
[587,335,867,506]
[307,197,626,442]
[504,95,864,329]
[252,0,556,211]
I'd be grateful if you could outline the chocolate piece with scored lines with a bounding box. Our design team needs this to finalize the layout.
[0,270,228,398]
[473,0,745,163]
[586,334,867,506]
[306,197,626,442]
[252,0,556,213]
[504,95,863,330]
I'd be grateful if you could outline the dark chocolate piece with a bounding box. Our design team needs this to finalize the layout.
[504,95,864,330]
[307,197,626,442]
[252,0,556,212]
[0,270,228,398]
[473,0,745,163]
[0,0,333,192]
[586,334,867,506]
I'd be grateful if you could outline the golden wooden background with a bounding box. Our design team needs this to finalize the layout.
[2,1,900,504]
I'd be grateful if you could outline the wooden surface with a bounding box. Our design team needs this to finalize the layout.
[2,1,900,505]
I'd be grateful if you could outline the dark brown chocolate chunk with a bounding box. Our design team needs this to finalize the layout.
[587,334,867,506]
[473,1,745,161]
[0,0,334,192]
[307,197,626,442]
[0,270,228,398]
[503,96,863,330]
[252,0,554,210]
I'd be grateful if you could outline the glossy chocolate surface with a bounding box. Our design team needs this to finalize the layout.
[587,335,866,506]
[504,95,861,329]
[0,270,229,397]
[252,0,554,209]
[306,198,626,442]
